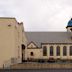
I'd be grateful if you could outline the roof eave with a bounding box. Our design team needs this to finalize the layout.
[66,26,72,28]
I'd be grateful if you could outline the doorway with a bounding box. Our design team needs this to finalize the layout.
[21,44,25,62]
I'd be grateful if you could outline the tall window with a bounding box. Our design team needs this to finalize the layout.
[43,46,47,56]
[63,46,67,56]
[56,46,60,56]
[70,46,72,56]
[50,46,53,56]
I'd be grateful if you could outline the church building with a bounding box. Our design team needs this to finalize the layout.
[25,18,72,62]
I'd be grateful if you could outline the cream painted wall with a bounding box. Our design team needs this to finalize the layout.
[13,21,28,63]
[0,18,17,68]
[0,18,28,68]
[27,48,42,59]
[26,44,72,60]
[20,23,28,60]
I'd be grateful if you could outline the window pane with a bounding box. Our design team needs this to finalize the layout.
[56,46,60,56]
[50,46,53,56]
[43,46,47,56]
[63,46,67,56]
[30,52,34,56]
[70,46,72,56]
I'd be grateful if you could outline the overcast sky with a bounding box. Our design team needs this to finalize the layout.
[0,0,72,31]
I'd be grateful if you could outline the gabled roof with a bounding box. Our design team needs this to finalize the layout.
[25,32,72,47]
[27,41,38,48]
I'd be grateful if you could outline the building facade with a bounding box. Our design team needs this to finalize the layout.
[0,17,72,68]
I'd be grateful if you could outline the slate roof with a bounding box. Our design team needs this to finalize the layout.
[25,32,72,47]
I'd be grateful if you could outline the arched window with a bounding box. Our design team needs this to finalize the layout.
[63,46,67,56]
[56,46,60,56]
[30,52,34,56]
[50,46,53,56]
[70,46,72,56]
[43,46,47,56]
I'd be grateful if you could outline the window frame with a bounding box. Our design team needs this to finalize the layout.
[43,46,47,56]
[63,46,67,56]
[50,46,54,56]
[70,46,72,56]
[56,46,60,56]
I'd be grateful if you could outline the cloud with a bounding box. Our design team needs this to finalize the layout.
[0,0,72,31]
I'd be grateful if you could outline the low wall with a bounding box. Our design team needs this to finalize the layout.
[10,62,72,69]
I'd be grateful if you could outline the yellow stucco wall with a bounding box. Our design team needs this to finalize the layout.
[26,44,72,60]
[0,18,27,68]
[27,48,42,59]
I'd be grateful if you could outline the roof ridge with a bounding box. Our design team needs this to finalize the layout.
[0,17,15,19]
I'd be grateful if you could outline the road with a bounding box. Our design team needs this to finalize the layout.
[1,69,72,72]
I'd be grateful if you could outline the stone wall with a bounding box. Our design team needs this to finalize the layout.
[10,62,72,69]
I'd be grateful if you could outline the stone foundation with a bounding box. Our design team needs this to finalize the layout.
[10,62,72,69]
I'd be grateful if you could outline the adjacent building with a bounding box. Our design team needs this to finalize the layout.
[0,17,27,68]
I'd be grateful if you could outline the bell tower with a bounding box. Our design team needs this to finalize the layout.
[66,18,72,32]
